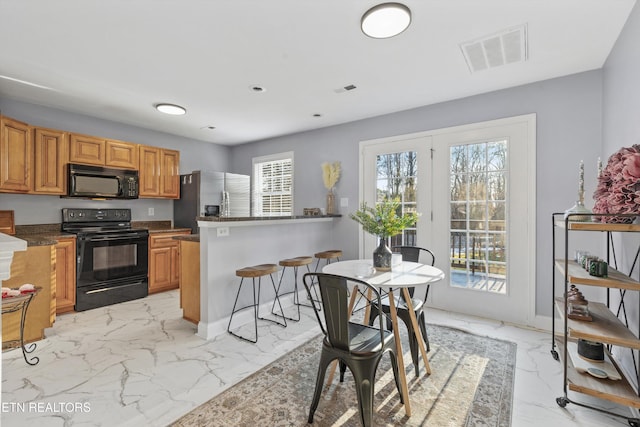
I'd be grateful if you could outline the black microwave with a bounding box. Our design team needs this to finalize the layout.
[67,163,139,199]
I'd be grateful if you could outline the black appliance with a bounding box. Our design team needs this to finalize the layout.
[62,208,148,311]
[67,163,139,199]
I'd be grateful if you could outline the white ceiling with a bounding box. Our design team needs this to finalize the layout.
[0,0,636,146]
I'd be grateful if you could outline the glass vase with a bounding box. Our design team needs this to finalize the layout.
[326,188,336,215]
[373,237,392,271]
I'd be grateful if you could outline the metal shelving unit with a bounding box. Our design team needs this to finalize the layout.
[551,212,640,427]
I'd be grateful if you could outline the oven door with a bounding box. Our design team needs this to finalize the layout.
[76,230,149,287]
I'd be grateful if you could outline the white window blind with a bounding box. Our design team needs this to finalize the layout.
[252,152,293,216]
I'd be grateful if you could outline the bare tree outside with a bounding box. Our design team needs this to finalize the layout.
[450,140,507,293]
[376,151,418,246]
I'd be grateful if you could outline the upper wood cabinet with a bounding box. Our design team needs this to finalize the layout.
[0,115,32,192]
[106,139,138,170]
[69,133,105,166]
[33,126,68,194]
[139,146,180,199]
[70,134,138,169]
[160,149,180,198]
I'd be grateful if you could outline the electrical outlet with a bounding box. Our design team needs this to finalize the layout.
[340,197,348,207]
[148,208,154,216]
[217,227,229,237]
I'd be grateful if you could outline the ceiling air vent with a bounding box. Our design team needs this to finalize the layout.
[334,84,357,94]
[460,24,528,73]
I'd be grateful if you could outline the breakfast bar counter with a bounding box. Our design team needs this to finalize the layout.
[196,215,340,339]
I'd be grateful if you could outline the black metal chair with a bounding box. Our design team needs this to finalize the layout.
[303,272,403,427]
[368,245,435,377]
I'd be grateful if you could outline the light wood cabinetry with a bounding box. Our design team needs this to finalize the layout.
[105,139,138,170]
[160,149,180,198]
[139,146,180,199]
[2,245,56,344]
[33,127,68,194]
[0,115,32,192]
[70,134,138,170]
[179,239,200,324]
[148,231,190,294]
[69,133,105,166]
[552,215,640,423]
[55,237,76,314]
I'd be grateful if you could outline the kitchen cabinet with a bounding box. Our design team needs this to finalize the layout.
[70,133,138,170]
[179,239,200,324]
[55,237,76,314]
[105,139,138,170]
[69,133,105,166]
[551,213,640,426]
[0,115,32,192]
[139,145,180,199]
[33,126,68,194]
[2,244,56,344]
[148,231,190,294]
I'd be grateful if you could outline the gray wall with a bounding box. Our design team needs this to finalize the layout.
[230,70,604,319]
[602,2,640,378]
[0,99,231,224]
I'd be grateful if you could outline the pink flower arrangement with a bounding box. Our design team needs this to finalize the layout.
[593,144,640,223]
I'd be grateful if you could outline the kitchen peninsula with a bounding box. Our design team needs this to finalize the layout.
[196,215,339,340]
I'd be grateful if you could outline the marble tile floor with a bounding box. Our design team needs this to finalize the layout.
[1,289,635,427]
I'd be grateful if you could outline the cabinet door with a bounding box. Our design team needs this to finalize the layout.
[160,149,180,198]
[149,247,172,293]
[0,115,32,192]
[106,139,138,170]
[139,145,160,197]
[170,244,181,285]
[33,127,67,194]
[69,133,105,166]
[55,238,76,314]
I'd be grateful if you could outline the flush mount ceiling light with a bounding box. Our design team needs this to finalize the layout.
[155,103,186,115]
[361,3,411,39]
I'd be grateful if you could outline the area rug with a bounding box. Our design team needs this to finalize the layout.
[172,324,516,427]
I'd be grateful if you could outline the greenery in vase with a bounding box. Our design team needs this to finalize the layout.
[349,198,419,238]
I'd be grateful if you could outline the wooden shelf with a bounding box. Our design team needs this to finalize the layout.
[554,297,640,349]
[556,220,640,232]
[555,259,640,291]
[555,337,640,408]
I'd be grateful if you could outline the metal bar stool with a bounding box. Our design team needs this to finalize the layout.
[309,250,342,305]
[272,256,313,321]
[227,263,287,343]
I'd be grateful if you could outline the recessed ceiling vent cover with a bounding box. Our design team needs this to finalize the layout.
[460,24,528,73]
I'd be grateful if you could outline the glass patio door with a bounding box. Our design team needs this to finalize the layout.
[431,115,535,325]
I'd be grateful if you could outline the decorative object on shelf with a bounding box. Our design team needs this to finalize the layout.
[577,339,605,363]
[349,198,419,271]
[593,144,640,224]
[567,285,592,321]
[564,160,592,221]
[321,161,341,215]
[303,207,322,216]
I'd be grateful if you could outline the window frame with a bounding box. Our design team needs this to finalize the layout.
[252,151,294,217]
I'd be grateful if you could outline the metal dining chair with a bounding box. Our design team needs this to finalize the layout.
[368,245,435,377]
[302,272,403,427]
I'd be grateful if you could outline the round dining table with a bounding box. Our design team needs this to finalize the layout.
[322,259,445,417]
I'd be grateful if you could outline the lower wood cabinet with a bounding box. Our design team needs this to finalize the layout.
[2,245,56,344]
[149,231,190,294]
[179,239,200,324]
[55,237,76,314]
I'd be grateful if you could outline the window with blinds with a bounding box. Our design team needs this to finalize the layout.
[252,152,293,216]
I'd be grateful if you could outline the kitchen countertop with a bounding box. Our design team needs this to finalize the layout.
[14,224,74,247]
[197,214,341,222]
[172,234,199,242]
[131,221,191,234]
